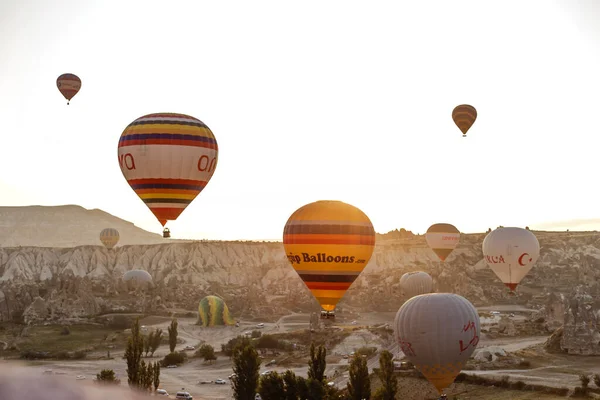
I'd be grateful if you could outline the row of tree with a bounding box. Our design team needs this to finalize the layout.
[97,317,184,391]
[230,336,399,400]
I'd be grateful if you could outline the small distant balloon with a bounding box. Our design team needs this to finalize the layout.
[425,223,460,262]
[452,104,477,137]
[399,271,433,299]
[56,73,81,105]
[99,228,119,250]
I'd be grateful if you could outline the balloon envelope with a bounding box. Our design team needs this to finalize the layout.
[56,73,81,104]
[99,228,120,250]
[394,293,480,394]
[283,200,376,311]
[123,269,153,283]
[482,227,540,291]
[400,271,433,299]
[452,104,477,136]
[425,223,460,261]
[117,113,218,227]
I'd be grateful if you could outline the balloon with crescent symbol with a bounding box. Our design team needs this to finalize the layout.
[99,228,119,250]
[117,113,218,233]
[283,200,376,312]
[400,271,433,299]
[452,104,477,137]
[425,223,460,261]
[482,227,540,291]
[56,73,81,105]
[394,293,480,395]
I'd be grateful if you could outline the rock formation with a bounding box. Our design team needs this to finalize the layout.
[0,230,599,329]
[560,285,600,355]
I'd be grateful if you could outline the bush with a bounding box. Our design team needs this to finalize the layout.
[54,351,71,360]
[60,326,70,335]
[518,359,531,368]
[356,346,377,358]
[72,350,86,360]
[160,351,187,367]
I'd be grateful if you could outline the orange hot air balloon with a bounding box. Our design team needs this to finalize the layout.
[283,200,376,312]
[117,113,218,231]
[56,73,81,105]
[452,104,477,137]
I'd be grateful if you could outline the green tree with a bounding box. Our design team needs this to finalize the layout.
[95,369,120,384]
[153,362,161,391]
[144,331,153,356]
[232,344,261,400]
[222,335,253,357]
[197,344,217,364]
[307,342,326,382]
[150,328,163,356]
[168,318,178,353]
[347,353,371,400]
[282,370,299,400]
[307,378,324,400]
[373,350,397,400]
[125,318,144,388]
[580,374,590,395]
[296,376,309,400]
[259,371,285,400]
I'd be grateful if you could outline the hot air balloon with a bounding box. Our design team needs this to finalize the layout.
[482,227,540,291]
[283,200,376,315]
[452,104,477,137]
[99,228,119,250]
[400,271,433,299]
[56,73,81,105]
[394,293,480,395]
[117,113,218,235]
[123,269,153,291]
[425,223,460,262]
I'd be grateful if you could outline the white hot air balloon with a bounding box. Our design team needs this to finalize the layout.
[400,271,433,299]
[425,223,460,261]
[123,269,153,291]
[482,227,540,291]
[394,293,480,395]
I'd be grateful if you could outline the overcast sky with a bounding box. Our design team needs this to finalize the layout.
[1,0,599,240]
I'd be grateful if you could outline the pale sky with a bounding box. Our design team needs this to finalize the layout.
[1,0,599,241]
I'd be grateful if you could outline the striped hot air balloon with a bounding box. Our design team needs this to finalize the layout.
[425,223,460,262]
[117,113,218,231]
[99,228,120,250]
[452,104,477,137]
[395,293,480,395]
[283,200,376,312]
[197,295,235,327]
[56,73,81,105]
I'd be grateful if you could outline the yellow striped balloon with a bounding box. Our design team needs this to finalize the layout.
[117,113,218,229]
[198,295,235,327]
[283,200,376,312]
[99,228,120,250]
[452,104,477,137]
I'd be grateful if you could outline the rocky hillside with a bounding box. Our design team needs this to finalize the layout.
[1,230,600,324]
[0,205,174,247]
